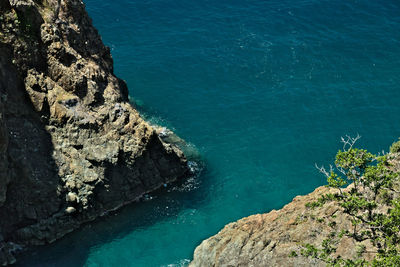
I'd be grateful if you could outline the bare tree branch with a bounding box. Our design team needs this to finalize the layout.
[315,163,331,177]
[341,134,361,151]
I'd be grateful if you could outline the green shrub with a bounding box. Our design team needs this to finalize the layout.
[390,139,400,153]
[301,136,400,266]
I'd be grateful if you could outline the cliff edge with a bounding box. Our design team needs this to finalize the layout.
[0,0,190,264]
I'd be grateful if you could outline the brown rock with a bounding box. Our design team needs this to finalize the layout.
[0,0,191,265]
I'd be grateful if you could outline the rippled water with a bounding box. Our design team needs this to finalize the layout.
[18,0,400,266]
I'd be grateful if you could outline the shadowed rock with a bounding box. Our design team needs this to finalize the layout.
[0,0,190,264]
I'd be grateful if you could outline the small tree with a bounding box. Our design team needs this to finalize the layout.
[302,135,400,266]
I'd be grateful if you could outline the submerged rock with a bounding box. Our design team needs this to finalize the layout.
[65,207,76,214]
[0,0,190,264]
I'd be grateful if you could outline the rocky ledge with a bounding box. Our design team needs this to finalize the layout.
[0,0,190,265]
[190,154,400,267]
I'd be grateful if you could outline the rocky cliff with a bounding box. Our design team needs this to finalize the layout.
[190,154,400,267]
[0,0,190,265]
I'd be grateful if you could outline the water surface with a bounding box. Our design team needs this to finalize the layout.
[19,0,400,266]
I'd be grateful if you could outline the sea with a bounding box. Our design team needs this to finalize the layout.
[18,0,400,266]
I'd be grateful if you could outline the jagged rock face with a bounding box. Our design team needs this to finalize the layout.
[0,0,189,264]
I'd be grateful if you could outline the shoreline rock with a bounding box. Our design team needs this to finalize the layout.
[0,0,191,264]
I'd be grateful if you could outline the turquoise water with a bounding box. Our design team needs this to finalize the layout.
[19,0,400,266]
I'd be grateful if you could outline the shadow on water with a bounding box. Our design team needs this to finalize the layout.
[16,106,212,267]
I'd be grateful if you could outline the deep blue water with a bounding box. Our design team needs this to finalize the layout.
[19,0,400,266]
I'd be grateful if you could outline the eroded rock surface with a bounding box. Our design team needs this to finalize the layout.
[0,0,190,264]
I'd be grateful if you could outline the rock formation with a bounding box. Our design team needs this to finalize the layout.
[190,187,345,267]
[0,0,190,264]
[190,154,400,267]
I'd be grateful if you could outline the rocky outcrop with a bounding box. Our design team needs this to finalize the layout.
[191,152,400,267]
[0,0,190,265]
[190,185,372,267]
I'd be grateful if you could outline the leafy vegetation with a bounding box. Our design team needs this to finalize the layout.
[300,135,400,266]
[390,139,400,153]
